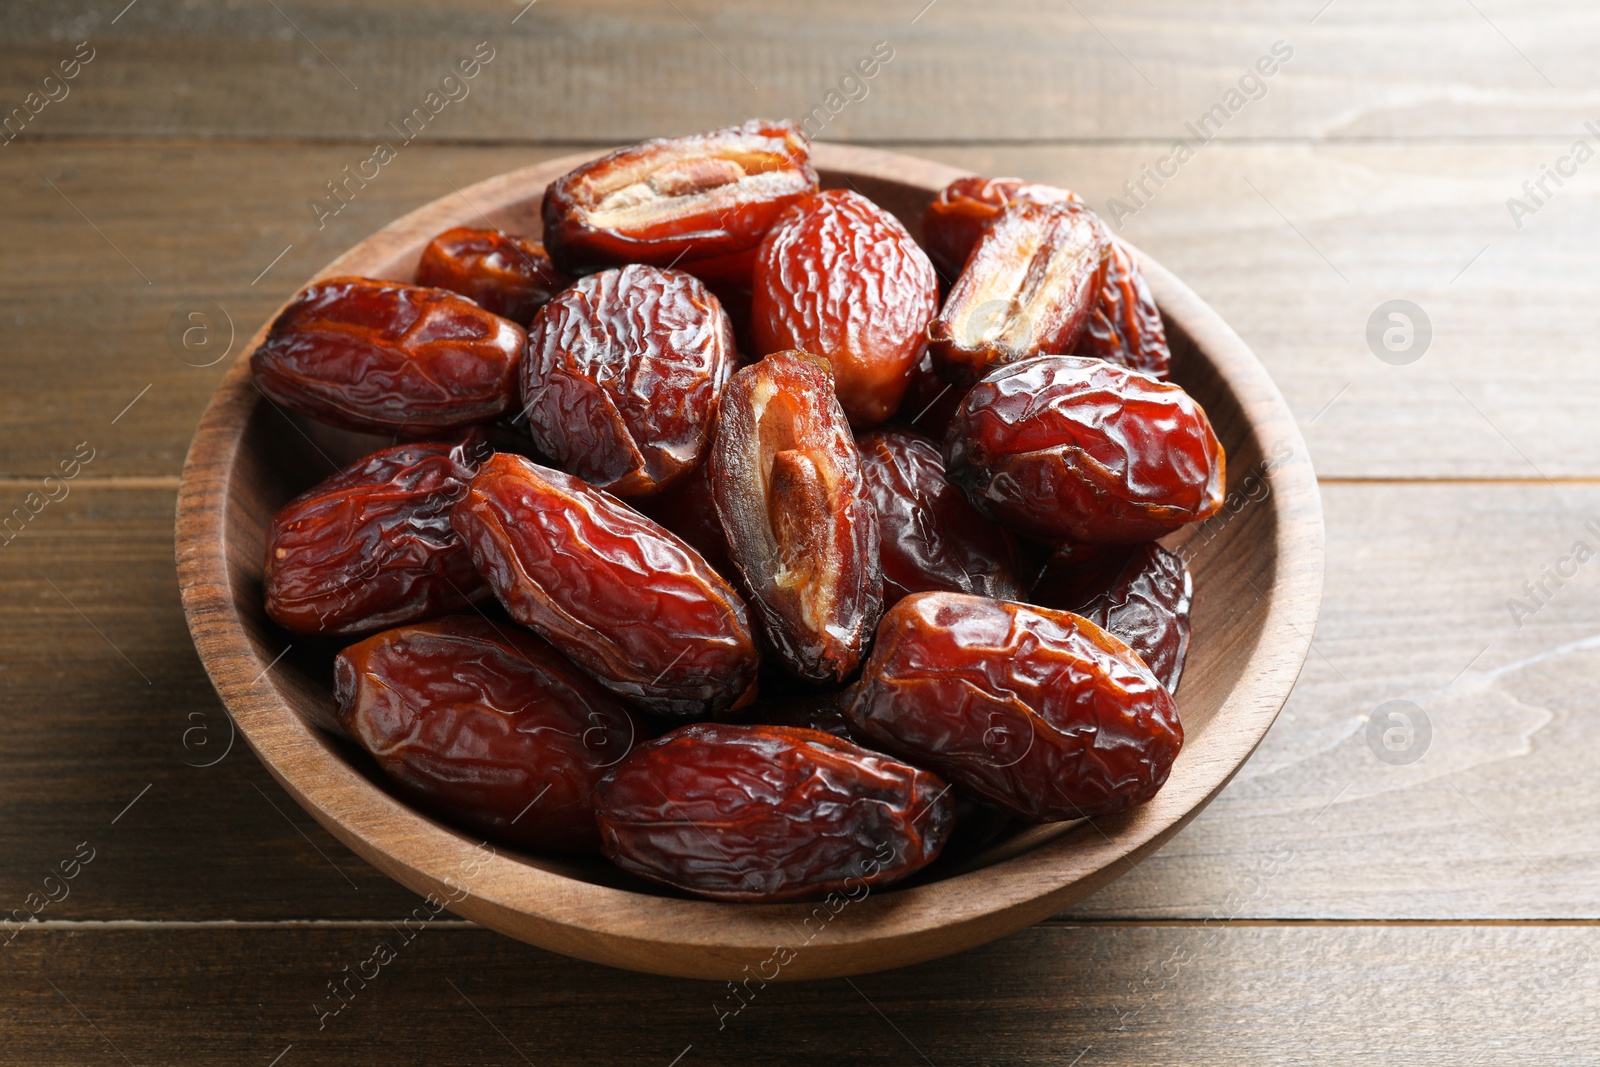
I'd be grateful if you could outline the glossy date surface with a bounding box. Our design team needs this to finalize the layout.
[264,435,490,635]
[844,592,1184,822]
[921,175,1083,279]
[857,428,1023,607]
[334,616,641,853]
[521,264,736,496]
[1074,240,1171,380]
[710,352,881,683]
[927,202,1109,388]
[752,189,940,426]
[594,723,952,902]
[450,452,760,717]
[541,120,818,279]
[945,355,1225,544]
[251,276,526,434]
[414,226,571,326]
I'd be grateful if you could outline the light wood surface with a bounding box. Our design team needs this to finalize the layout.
[4,0,1598,1058]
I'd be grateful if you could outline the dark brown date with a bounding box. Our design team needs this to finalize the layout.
[264,435,490,635]
[898,348,965,439]
[921,175,1083,280]
[1032,542,1193,691]
[594,723,952,901]
[844,592,1183,822]
[541,120,818,280]
[927,202,1110,387]
[710,352,881,683]
[335,616,641,853]
[451,452,759,718]
[752,190,940,426]
[521,264,736,496]
[251,277,525,434]
[945,355,1225,544]
[1074,240,1171,380]
[857,428,1023,608]
[414,227,571,326]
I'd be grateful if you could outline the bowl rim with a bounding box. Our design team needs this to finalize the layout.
[175,143,1325,981]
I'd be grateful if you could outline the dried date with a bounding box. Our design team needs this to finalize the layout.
[263,435,491,635]
[594,723,952,901]
[450,452,759,717]
[844,592,1183,822]
[335,616,641,852]
[921,175,1083,280]
[521,264,736,496]
[1074,240,1171,380]
[414,226,571,326]
[752,190,940,426]
[710,352,881,683]
[944,354,1225,544]
[251,276,525,434]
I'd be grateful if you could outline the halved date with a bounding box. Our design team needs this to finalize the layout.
[251,276,525,434]
[594,723,952,902]
[1074,240,1171,380]
[450,452,759,718]
[335,616,641,853]
[857,428,1023,608]
[541,120,818,279]
[752,189,940,426]
[710,352,881,683]
[844,592,1183,822]
[921,175,1083,280]
[945,355,1225,544]
[927,202,1109,387]
[414,226,571,326]
[264,434,490,635]
[522,264,736,496]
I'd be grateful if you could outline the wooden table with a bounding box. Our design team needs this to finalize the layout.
[4,2,1598,1062]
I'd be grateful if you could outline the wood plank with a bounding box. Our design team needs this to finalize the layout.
[2,924,1596,1063]
[4,139,1599,480]
[4,481,1598,922]
[3,0,1598,143]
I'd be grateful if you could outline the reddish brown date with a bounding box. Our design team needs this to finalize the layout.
[335,616,641,853]
[251,277,525,435]
[635,460,733,579]
[710,352,881,683]
[857,428,1023,608]
[921,176,1083,280]
[1074,241,1171,380]
[521,264,736,496]
[752,190,940,426]
[451,452,759,718]
[594,723,952,902]
[264,435,490,635]
[844,593,1183,822]
[1032,542,1193,691]
[541,120,818,280]
[927,202,1110,387]
[945,355,1225,544]
[414,227,571,326]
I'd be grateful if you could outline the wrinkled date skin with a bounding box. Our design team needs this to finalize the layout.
[335,616,641,853]
[710,352,882,683]
[522,264,736,496]
[414,227,572,326]
[844,592,1184,822]
[857,428,1023,608]
[927,202,1110,388]
[594,723,952,902]
[1074,241,1171,380]
[921,176,1083,280]
[752,190,940,426]
[1033,542,1193,691]
[264,435,490,635]
[541,120,818,281]
[451,452,760,718]
[945,355,1225,544]
[251,277,526,435]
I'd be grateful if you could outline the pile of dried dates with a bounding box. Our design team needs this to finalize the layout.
[254,119,1225,904]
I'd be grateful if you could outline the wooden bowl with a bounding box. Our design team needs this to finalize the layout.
[175,144,1324,981]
